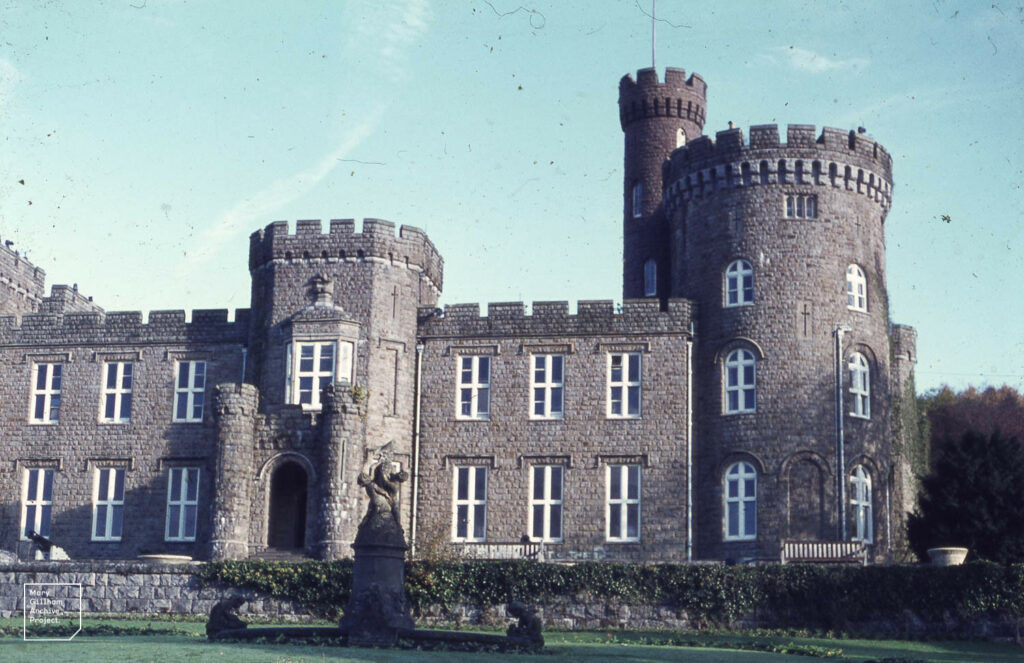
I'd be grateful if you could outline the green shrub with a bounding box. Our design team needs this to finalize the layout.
[199,560,1024,629]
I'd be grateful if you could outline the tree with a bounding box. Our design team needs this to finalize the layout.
[919,386,1024,464]
[907,429,1024,564]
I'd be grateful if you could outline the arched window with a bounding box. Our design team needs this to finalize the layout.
[643,258,657,297]
[848,353,870,418]
[725,462,757,540]
[850,465,872,543]
[724,349,756,413]
[631,181,644,218]
[725,260,754,307]
[676,127,686,148]
[846,264,867,311]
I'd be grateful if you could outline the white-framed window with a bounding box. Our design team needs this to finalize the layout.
[286,341,353,409]
[452,465,487,541]
[457,356,491,420]
[846,264,867,311]
[848,353,870,419]
[606,464,641,542]
[21,468,54,539]
[631,181,644,218]
[607,353,641,418]
[165,467,199,541]
[174,361,206,422]
[529,465,564,542]
[724,349,756,414]
[643,258,657,297]
[530,355,564,419]
[286,342,333,409]
[30,363,62,424]
[676,127,687,148]
[850,465,873,543]
[725,260,754,307]
[724,461,757,541]
[100,362,133,423]
[92,467,126,541]
[784,194,818,219]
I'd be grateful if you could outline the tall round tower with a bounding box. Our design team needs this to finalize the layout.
[619,67,706,300]
[662,124,896,560]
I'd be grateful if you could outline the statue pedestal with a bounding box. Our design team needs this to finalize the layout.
[340,541,414,647]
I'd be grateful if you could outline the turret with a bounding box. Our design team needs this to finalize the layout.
[619,67,707,300]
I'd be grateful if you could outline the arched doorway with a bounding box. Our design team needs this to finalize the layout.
[268,461,307,550]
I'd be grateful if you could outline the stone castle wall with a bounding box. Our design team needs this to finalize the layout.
[0,311,247,560]
[416,299,695,562]
[659,123,900,560]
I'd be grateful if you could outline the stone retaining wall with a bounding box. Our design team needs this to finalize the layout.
[1,562,1016,640]
[0,562,311,620]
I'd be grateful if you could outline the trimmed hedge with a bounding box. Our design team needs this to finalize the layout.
[199,560,1024,629]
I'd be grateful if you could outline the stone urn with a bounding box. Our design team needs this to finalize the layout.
[927,547,968,566]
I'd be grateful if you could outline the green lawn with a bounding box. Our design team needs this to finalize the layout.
[1,620,1022,663]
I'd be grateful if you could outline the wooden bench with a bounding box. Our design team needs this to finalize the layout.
[780,540,867,565]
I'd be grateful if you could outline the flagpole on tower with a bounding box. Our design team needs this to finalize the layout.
[652,0,657,69]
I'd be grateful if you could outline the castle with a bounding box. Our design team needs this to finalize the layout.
[0,65,917,564]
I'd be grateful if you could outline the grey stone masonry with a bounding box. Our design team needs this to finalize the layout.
[416,299,696,562]
[0,60,918,565]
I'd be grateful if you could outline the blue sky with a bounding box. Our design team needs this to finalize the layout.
[1,1,1022,394]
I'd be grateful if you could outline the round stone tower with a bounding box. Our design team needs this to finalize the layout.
[619,67,707,299]
[661,123,896,560]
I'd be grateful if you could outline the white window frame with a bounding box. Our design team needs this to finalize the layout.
[632,181,644,218]
[724,349,756,414]
[30,363,62,424]
[848,353,870,419]
[173,360,207,422]
[21,468,54,540]
[724,461,757,541]
[286,340,353,410]
[850,465,873,543]
[92,467,126,541]
[643,258,657,297]
[456,356,491,420]
[529,465,564,542]
[607,353,641,419]
[165,467,200,542]
[100,362,133,423]
[784,193,818,219]
[847,264,867,312]
[452,465,487,542]
[606,464,641,542]
[530,354,564,420]
[725,260,754,307]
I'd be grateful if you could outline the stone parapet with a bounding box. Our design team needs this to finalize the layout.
[418,298,694,339]
[248,219,443,293]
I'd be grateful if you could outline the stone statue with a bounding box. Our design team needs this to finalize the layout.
[206,596,248,640]
[506,601,544,650]
[353,441,409,547]
[341,441,415,646]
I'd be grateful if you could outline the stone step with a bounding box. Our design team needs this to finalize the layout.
[252,549,309,562]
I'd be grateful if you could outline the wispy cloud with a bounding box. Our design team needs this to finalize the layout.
[779,46,868,73]
[357,0,433,83]
[189,111,382,263]
[0,59,22,106]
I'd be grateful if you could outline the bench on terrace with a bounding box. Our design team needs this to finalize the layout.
[780,540,867,565]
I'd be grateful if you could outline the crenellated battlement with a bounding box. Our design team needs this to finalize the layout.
[662,124,893,214]
[618,67,707,131]
[0,233,46,315]
[418,298,694,339]
[0,307,251,345]
[248,218,443,291]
